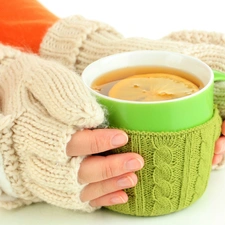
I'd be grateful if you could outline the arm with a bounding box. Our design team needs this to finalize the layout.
[0,44,144,210]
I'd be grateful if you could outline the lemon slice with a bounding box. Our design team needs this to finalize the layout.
[108,73,199,101]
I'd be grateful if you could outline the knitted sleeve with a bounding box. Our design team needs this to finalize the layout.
[0,44,104,211]
[40,15,124,74]
[40,16,225,75]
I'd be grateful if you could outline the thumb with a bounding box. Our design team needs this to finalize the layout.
[25,55,105,128]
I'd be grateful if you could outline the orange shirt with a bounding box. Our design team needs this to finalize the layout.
[0,0,59,53]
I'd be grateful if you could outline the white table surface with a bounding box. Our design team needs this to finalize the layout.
[1,169,224,225]
[1,0,225,224]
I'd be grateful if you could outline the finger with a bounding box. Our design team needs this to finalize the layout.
[79,153,144,184]
[214,136,225,154]
[212,154,224,165]
[66,129,128,156]
[222,121,225,136]
[90,191,128,207]
[80,172,137,202]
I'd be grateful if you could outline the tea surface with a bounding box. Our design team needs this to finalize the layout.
[91,66,203,101]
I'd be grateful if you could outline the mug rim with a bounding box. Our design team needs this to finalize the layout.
[82,50,214,105]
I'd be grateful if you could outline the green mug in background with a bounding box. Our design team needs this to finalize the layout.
[82,51,223,216]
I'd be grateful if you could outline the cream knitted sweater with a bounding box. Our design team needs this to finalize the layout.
[0,15,225,212]
[0,44,104,211]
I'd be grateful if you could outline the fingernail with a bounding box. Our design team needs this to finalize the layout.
[111,133,128,146]
[110,196,127,204]
[117,176,135,188]
[125,158,144,171]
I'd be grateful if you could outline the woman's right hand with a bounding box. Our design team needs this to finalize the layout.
[66,129,144,207]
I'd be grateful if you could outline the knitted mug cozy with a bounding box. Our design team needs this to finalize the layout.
[105,108,221,216]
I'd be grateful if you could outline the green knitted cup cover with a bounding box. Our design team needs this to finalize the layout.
[105,108,221,217]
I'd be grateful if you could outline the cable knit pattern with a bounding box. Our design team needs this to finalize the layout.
[106,108,221,216]
[40,17,225,169]
[0,44,105,211]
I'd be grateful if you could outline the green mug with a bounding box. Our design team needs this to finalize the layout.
[82,51,223,216]
[83,50,215,132]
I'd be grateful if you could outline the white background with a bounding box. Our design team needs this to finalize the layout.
[38,0,225,39]
[1,1,225,224]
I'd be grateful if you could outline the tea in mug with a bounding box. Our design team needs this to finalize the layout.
[91,66,204,101]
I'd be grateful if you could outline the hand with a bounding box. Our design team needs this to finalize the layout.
[214,120,225,166]
[66,129,144,207]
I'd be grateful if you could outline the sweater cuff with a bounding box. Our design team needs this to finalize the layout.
[40,15,123,73]
[0,107,95,211]
[25,155,97,212]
